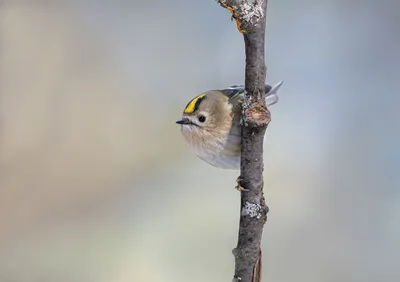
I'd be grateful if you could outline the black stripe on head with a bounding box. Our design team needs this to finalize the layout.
[184,94,206,114]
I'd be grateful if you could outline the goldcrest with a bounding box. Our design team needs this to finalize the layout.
[176,81,283,169]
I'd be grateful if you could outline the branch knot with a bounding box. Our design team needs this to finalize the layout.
[241,100,271,127]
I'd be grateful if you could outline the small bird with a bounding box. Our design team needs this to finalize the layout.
[176,81,283,170]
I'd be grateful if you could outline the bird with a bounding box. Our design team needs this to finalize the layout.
[176,81,282,170]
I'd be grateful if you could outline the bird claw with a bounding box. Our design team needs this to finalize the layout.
[235,176,249,192]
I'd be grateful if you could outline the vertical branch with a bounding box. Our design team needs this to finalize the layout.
[217,1,270,282]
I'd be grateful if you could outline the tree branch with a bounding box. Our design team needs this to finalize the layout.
[217,1,270,282]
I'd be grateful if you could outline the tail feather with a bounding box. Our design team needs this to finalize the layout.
[265,81,283,106]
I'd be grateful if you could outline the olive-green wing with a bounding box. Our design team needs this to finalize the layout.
[221,81,283,107]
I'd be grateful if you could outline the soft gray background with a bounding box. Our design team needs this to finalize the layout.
[0,1,399,282]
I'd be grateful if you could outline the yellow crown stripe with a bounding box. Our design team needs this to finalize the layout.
[184,94,206,113]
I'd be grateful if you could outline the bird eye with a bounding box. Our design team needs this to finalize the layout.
[198,115,206,123]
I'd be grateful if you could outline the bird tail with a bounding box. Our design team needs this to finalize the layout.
[265,81,283,106]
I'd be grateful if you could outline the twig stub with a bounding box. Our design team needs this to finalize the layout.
[244,102,270,127]
[218,0,265,33]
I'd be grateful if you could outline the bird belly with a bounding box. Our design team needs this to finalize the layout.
[196,149,241,170]
[191,139,241,170]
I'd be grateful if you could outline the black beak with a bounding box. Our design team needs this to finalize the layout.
[176,118,192,125]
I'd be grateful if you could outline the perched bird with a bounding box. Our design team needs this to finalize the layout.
[176,81,283,170]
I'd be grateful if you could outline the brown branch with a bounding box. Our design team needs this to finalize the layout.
[218,1,270,282]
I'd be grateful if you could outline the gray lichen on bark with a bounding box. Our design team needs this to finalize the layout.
[242,202,262,219]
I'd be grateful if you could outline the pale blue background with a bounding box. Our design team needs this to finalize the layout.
[0,1,399,281]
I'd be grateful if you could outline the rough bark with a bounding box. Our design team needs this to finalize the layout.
[217,1,270,282]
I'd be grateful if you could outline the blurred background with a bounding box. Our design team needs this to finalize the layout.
[1,1,399,281]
